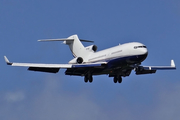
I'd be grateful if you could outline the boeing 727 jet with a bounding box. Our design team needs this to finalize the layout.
[4,35,176,83]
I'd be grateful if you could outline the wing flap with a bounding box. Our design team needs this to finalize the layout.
[72,62,107,68]
[136,69,156,75]
[28,67,60,73]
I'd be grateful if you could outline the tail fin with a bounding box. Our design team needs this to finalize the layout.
[38,35,93,58]
[64,35,86,57]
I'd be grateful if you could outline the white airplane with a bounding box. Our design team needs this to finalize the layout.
[4,35,176,83]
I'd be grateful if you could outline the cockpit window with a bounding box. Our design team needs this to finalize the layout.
[134,46,146,49]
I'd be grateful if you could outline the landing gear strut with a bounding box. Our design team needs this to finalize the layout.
[84,74,93,83]
[113,76,122,83]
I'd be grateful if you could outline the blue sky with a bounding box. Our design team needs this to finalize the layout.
[0,0,180,120]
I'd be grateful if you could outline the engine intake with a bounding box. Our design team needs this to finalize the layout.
[68,57,84,64]
[92,45,97,52]
[85,45,98,52]
[77,57,83,64]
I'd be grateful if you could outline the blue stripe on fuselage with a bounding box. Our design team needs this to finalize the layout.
[91,53,148,68]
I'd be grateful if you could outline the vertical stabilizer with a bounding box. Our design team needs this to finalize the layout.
[38,35,92,61]
[64,35,86,58]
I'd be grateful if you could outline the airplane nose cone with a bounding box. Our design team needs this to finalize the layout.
[142,48,148,54]
[144,51,148,58]
[141,48,148,61]
[138,48,148,62]
[137,51,148,62]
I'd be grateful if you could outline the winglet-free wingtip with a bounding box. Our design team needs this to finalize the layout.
[4,56,12,65]
[171,60,175,67]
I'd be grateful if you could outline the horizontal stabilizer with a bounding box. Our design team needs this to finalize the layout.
[38,38,74,42]
[38,39,94,43]
[79,39,94,43]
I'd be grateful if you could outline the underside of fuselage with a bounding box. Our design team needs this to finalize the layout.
[65,53,148,77]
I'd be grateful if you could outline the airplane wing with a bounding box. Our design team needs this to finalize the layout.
[141,60,176,70]
[135,60,176,75]
[4,56,107,73]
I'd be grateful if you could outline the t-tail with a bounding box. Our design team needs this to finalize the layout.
[38,35,94,61]
[63,35,88,57]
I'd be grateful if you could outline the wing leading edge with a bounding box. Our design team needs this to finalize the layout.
[141,60,176,70]
[4,56,107,73]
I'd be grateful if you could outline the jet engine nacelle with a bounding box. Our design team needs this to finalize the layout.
[69,57,83,64]
[85,45,97,52]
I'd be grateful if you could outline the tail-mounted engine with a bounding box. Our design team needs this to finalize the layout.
[77,57,83,64]
[85,45,97,52]
[69,57,83,64]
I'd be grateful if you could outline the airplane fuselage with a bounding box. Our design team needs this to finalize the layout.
[66,42,148,77]
[87,42,148,68]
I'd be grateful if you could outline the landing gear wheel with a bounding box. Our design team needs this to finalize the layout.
[118,77,122,83]
[113,77,118,83]
[89,76,93,83]
[113,76,122,83]
[84,76,88,83]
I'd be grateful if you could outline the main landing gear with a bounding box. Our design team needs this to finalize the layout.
[84,74,122,83]
[84,74,93,83]
[113,76,122,83]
